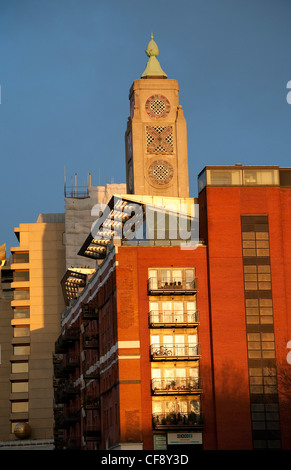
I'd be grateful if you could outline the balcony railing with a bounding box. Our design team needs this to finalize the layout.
[54,383,80,404]
[151,377,202,395]
[55,327,80,353]
[54,354,80,378]
[152,412,203,429]
[83,425,101,441]
[84,369,100,380]
[149,310,200,327]
[148,277,198,295]
[66,436,82,450]
[150,344,201,361]
[82,305,99,320]
[83,396,100,410]
[83,335,99,350]
[54,408,80,429]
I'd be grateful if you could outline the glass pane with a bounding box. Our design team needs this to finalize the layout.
[13,327,30,338]
[13,253,29,263]
[13,309,30,319]
[11,401,28,413]
[175,368,186,378]
[12,382,28,393]
[13,290,30,300]
[172,270,182,283]
[13,271,29,282]
[13,346,30,355]
[150,302,159,311]
[11,362,28,373]
[149,270,157,289]
[152,401,163,414]
[151,335,160,346]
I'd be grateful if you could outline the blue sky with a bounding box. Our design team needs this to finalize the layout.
[1,0,291,253]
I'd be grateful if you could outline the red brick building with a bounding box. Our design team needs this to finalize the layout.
[53,35,291,451]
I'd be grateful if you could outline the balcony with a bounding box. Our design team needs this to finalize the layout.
[83,396,100,411]
[82,305,99,320]
[152,412,203,430]
[84,369,100,380]
[83,425,101,441]
[150,343,201,361]
[55,383,80,404]
[66,436,82,450]
[148,277,198,295]
[149,310,200,328]
[55,327,80,353]
[151,377,202,395]
[83,335,99,350]
[54,354,79,378]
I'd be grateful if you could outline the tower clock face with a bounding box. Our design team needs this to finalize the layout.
[148,160,174,186]
[145,94,170,119]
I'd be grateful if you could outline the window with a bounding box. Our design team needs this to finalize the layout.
[13,289,30,300]
[11,401,28,413]
[13,253,29,264]
[247,333,275,360]
[245,298,273,325]
[12,382,28,393]
[13,271,29,282]
[242,232,270,257]
[13,326,30,338]
[13,345,30,356]
[244,265,271,290]
[13,309,30,319]
[2,290,13,299]
[11,362,29,373]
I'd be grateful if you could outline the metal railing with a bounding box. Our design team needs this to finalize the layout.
[152,412,203,428]
[150,343,201,360]
[148,277,198,294]
[149,310,199,326]
[151,377,202,394]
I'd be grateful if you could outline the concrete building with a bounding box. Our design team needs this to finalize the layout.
[0,214,66,449]
[0,245,14,443]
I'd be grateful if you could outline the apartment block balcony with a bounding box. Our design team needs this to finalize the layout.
[55,382,80,404]
[83,424,101,442]
[152,412,204,430]
[148,277,198,295]
[82,305,99,320]
[66,436,82,450]
[150,343,201,361]
[82,334,99,350]
[151,377,202,395]
[55,327,80,353]
[64,408,80,426]
[84,368,100,380]
[83,396,100,411]
[54,354,80,378]
[149,310,200,328]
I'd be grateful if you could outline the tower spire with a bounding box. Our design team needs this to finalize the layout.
[141,33,167,79]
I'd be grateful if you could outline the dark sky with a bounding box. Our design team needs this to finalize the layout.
[1,0,291,252]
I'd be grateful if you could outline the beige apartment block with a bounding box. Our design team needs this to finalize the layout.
[0,250,14,442]
[0,214,66,449]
